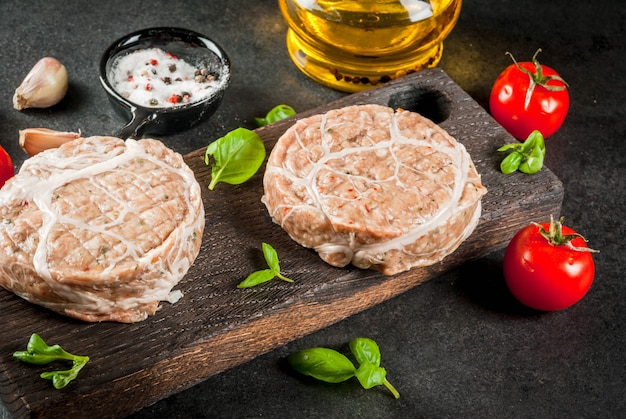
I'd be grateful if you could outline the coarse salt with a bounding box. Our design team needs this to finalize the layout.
[109,47,223,108]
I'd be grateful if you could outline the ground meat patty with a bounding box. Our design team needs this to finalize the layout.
[0,136,204,322]
[262,104,487,276]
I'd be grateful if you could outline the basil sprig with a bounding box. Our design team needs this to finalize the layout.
[205,104,295,190]
[498,129,546,174]
[237,242,293,288]
[288,337,400,399]
[13,333,89,389]
[205,127,266,190]
[255,104,296,127]
[288,347,357,383]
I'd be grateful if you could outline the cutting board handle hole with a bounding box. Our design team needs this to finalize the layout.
[387,87,451,124]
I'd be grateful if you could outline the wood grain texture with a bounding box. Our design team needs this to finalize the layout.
[0,69,563,418]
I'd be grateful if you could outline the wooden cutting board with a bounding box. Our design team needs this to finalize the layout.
[0,68,563,418]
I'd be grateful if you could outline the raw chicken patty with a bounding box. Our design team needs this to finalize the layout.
[262,104,487,275]
[0,136,204,322]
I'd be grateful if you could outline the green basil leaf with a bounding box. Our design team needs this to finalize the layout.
[205,127,266,190]
[520,137,535,153]
[519,151,544,174]
[26,333,49,353]
[13,333,74,365]
[354,362,387,389]
[497,143,520,152]
[500,151,523,174]
[255,104,296,127]
[13,350,58,365]
[40,356,89,389]
[349,337,381,367]
[261,242,280,273]
[237,269,275,288]
[288,348,356,383]
[41,370,75,390]
[521,130,544,152]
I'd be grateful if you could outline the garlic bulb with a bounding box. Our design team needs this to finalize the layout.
[19,128,81,156]
[13,57,69,110]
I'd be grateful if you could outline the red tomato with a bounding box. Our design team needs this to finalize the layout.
[0,145,14,188]
[503,217,596,311]
[490,49,569,140]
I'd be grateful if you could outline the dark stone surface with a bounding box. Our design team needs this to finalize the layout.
[0,0,624,417]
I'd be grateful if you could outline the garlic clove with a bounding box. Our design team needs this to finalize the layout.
[13,57,69,110]
[19,128,81,156]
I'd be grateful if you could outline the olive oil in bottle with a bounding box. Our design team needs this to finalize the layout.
[278,0,462,92]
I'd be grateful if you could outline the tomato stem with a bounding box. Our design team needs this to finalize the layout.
[505,49,568,110]
[533,215,598,253]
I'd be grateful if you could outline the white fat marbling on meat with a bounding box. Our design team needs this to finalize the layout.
[262,104,487,276]
[0,136,204,322]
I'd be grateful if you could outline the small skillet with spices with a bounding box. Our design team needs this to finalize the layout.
[99,27,231,139]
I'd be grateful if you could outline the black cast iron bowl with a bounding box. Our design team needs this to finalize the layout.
[99,27,231,139]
